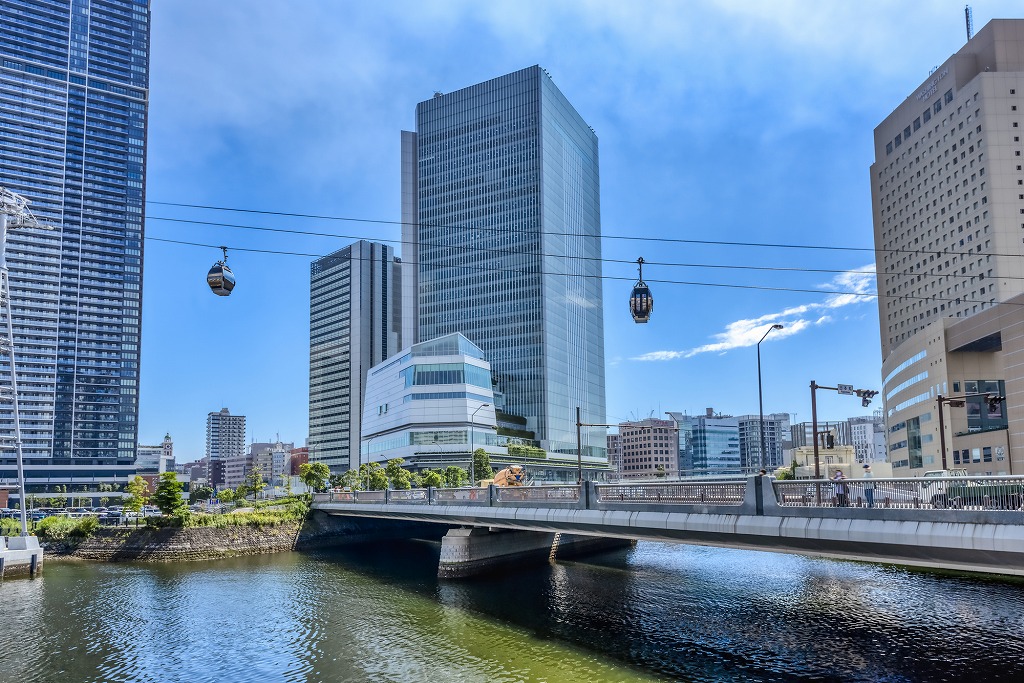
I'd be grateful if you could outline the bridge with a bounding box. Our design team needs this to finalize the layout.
[312,475,1024,578]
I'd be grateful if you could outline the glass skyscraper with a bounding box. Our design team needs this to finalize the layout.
[402,66,606,458]
[0,0,149,500]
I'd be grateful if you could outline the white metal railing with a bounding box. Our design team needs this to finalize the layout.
[773,475,1024,510]
[493,485,580,503]
[596,481,746,505]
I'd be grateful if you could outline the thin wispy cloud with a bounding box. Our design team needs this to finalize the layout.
[631,265,875,361]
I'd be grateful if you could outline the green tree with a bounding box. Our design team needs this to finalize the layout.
[472,448,493,484]
[385,459,412,489]
[245,464,267,501]
[234,484,250,503]
[368,467,389,491]
[299,461,331,493]
[218,487,235,505]
[152,472,186,515]
[125,476,149,514]
[421,470,443,488]
[189,485,214,504]
[335,468,363,491]
[442,466,468,488]
[51,484,68,508]
[99,497,110,507]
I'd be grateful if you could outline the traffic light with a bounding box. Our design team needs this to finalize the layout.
[856,389,879,407]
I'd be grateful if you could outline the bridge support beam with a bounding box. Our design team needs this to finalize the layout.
[437,528,630,579]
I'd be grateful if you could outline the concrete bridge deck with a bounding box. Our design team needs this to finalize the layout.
[313,476,1024,577]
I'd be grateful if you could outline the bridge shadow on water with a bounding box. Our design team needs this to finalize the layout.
[304,539,1024,683]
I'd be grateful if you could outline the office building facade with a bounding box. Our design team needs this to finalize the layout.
[737,413,790,471]
[205,408,245,488]
[872,20,1024,475]
[309,240,402,472]
[668,410,741,475]
[402,65,607,461]
[615,418,678,479]
[0,0,149,503]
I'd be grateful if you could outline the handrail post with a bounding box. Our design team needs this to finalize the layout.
[488,484,496,506]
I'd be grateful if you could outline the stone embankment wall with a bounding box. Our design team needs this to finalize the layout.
[50,522,303,562]
[46,511,448,563]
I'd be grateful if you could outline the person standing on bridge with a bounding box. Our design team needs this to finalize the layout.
[832,469,850,507]
[862,464,875,508]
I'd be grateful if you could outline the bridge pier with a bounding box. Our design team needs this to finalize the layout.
[437,527,631,579]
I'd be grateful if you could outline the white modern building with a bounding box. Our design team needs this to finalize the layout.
[872,19,1024,475]
[360,333,502,470]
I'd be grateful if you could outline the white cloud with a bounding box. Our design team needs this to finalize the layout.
[631,265,875,361]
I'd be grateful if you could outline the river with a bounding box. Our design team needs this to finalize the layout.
[2,541,1024,682]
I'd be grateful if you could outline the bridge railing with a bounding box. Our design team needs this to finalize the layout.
[773,475,1024,511]
[494,485,580,503]
[595,481,746,506]
[432,487,490,505]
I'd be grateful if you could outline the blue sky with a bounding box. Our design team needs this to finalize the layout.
[141,1,1021,461]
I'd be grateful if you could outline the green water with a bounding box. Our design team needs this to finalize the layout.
[3,540,1024,682]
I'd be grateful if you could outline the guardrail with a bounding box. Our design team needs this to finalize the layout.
[311,475,1024,516]
[596,481,745,505]
[774,475,1024,511]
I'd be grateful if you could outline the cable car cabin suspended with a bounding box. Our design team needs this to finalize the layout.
[630,257,653,323]
[207,246,236,296]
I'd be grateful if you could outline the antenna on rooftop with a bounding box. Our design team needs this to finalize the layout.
[965,5,974,41]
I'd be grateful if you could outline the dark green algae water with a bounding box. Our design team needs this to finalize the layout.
[2,540,1024,683]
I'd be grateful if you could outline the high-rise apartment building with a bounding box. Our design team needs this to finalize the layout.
[309,240,401,472]
[0,1,149,503]
[872,20,1024,475]
[402,66,607,460]
[205,408,245,488]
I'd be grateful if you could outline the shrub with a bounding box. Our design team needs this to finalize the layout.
[35,516,77,541]
[1,517,21,536]
[70,515,99,537]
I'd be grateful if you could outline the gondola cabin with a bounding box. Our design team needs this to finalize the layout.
[630,257,653,323]
[207,247,236,296]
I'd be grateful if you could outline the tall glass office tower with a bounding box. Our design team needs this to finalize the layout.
[402,66,606,458]
[0,0,149,501]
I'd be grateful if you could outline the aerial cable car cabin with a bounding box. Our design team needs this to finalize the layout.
[630,257,653,323]
[207,246,236,296]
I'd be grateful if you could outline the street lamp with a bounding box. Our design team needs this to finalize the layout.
[936,393,1004,470]
[757,324,784,472]
[469,403,490,486]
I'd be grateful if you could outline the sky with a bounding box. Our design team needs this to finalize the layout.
[141,0,1023,462]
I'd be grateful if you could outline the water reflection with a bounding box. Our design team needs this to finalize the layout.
[3,542,1024,682]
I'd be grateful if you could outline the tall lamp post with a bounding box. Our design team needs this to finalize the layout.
[757,324,784,472]
[936,393,1005,470]
[0,188,54,537]
[469,403,490,486]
